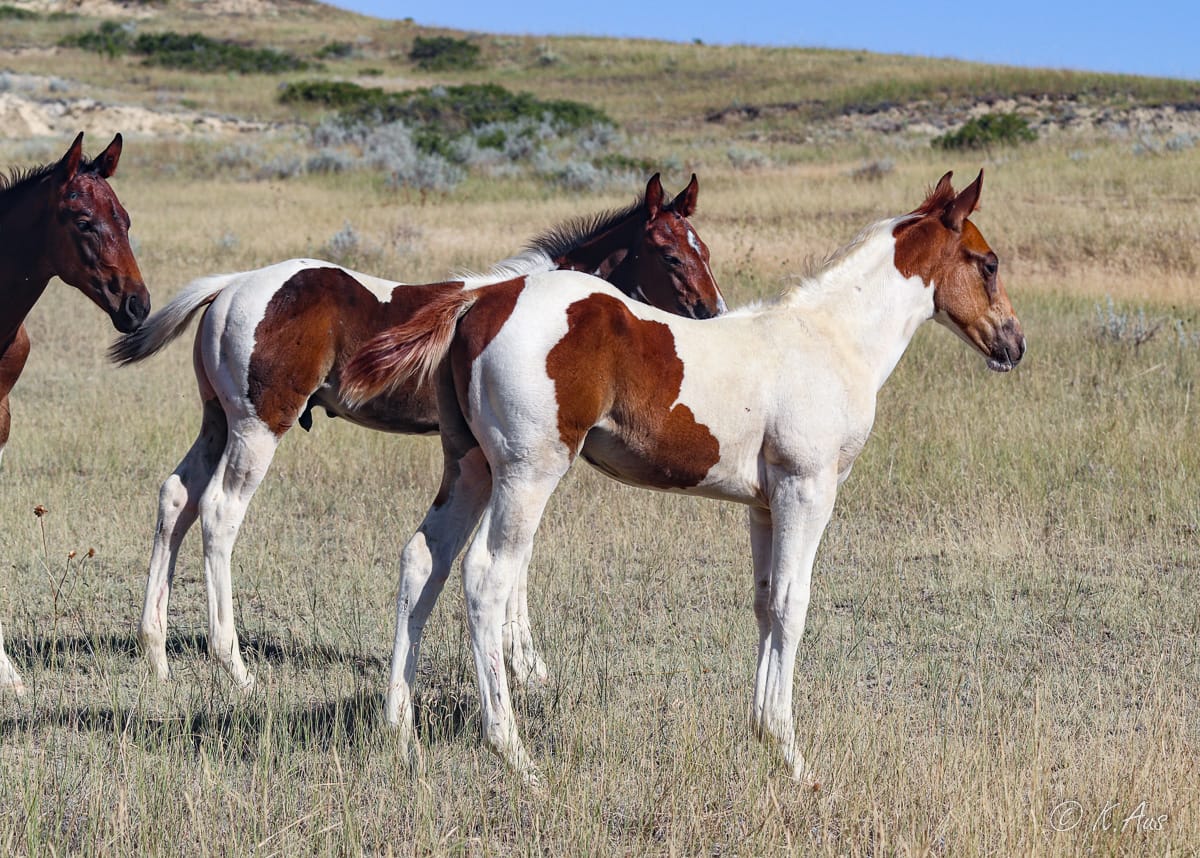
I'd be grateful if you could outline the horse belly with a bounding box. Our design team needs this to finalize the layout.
[317,379,439,434]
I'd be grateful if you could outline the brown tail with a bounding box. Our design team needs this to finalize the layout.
[341,288,479,406]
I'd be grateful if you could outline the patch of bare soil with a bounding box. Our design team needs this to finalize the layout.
[711,94,1200,146]
[0,91,272,139]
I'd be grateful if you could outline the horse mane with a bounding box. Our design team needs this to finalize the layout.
[0,152,105,202]
[523,191,647,261]
[453,191,650,289]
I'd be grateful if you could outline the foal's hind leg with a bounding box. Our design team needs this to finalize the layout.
[463,467,564,784]
[139,397,227,681]
[385,445,491,764]
[197,418,280,691]
[504,549,549,689]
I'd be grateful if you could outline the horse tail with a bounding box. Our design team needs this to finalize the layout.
[107,273,232,366]
[341,288,479,407]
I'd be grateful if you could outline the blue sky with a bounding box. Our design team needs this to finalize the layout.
[324,1,1199,81]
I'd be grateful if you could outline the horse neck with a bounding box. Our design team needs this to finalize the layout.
[0,184,52,348]
[781,222,933,392]
[554,212,640,290]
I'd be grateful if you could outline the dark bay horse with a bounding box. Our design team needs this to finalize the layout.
[342,171,1025,786]
[0,132,150,694]
[110,173,726,689]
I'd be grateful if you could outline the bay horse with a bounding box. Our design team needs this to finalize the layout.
[110,173,725,690]
[0,132,150,695]
[341,170,1025,785]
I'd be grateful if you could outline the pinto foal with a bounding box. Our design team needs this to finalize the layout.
[111,174,725,689]
[0,133,150,694]
[343,170,1025,784]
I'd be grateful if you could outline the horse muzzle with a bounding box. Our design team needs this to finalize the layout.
[112,290,150,333]
[984,318,1025,372]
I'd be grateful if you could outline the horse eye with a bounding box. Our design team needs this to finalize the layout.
[663,254,682,268]
[76,219,92,232]
[983,258,998,277]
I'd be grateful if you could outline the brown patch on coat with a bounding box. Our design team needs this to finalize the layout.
[543,293,719,489]
[445,277,526,421]
[248,268,461,435]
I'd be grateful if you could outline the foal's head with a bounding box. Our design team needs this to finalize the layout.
[43,133,149,333]
[630,173,726,319]
[893,170,1025,371]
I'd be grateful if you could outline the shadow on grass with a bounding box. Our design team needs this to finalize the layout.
[8,630,388,674]
[0,632,478,756]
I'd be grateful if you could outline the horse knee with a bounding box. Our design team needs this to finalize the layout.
[157,474,192,518]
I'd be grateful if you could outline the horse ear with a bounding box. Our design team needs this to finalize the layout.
[942,169,983,232]
[95,133,123,179]
[671,173,699,217]
[56,132,85,183]
[644,173,664,220]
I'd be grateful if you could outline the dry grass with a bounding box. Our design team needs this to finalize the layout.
[1,4,1199,855]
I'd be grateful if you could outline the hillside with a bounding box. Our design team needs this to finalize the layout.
[2,0,1199,146]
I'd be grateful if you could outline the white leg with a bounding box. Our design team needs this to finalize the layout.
[462,470,562,784]
[139,399,227,681]
[198,419,278,691]
[503,547,549,689]
[751,470,838,782]
[385,447,491,764]
[0,617,24,696]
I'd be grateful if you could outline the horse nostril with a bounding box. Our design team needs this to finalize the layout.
[124,293,149,325]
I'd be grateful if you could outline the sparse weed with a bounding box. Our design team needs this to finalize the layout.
[1095,296,1164,348]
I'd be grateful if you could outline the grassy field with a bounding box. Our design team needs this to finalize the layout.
[1,2,1199,855]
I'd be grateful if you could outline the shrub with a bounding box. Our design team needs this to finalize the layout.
[279,80,385,109]
[281,80,615,144]
[0,4,38,20]
[933,112,1037,150]
[60,21,133,57]
[315,41,356,60]
[63,24,311,73]
[408,36,480,71]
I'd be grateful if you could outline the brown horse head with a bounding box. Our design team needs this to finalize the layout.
[546,173,726,320]
[893,170,1024,371]
[45,133,150,333]
[631,173,726,319]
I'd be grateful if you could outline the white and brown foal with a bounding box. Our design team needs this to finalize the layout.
[111,174,724,690]
[342,170,1025,784]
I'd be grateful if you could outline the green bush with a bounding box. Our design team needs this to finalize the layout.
[60,20,132,57]
[62,24,311,73]
[933,112,1037,150]
[280,80,613,135]
[408,35,481,71]
[315,41,355,60]
[0,4,38,20]
[135,32,310,73]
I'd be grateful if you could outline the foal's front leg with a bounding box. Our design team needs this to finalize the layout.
[751,469,838,783]
[0,620,24,696]
[0,325,31,694]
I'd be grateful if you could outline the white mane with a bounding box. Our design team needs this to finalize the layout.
[455,248,558,291]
